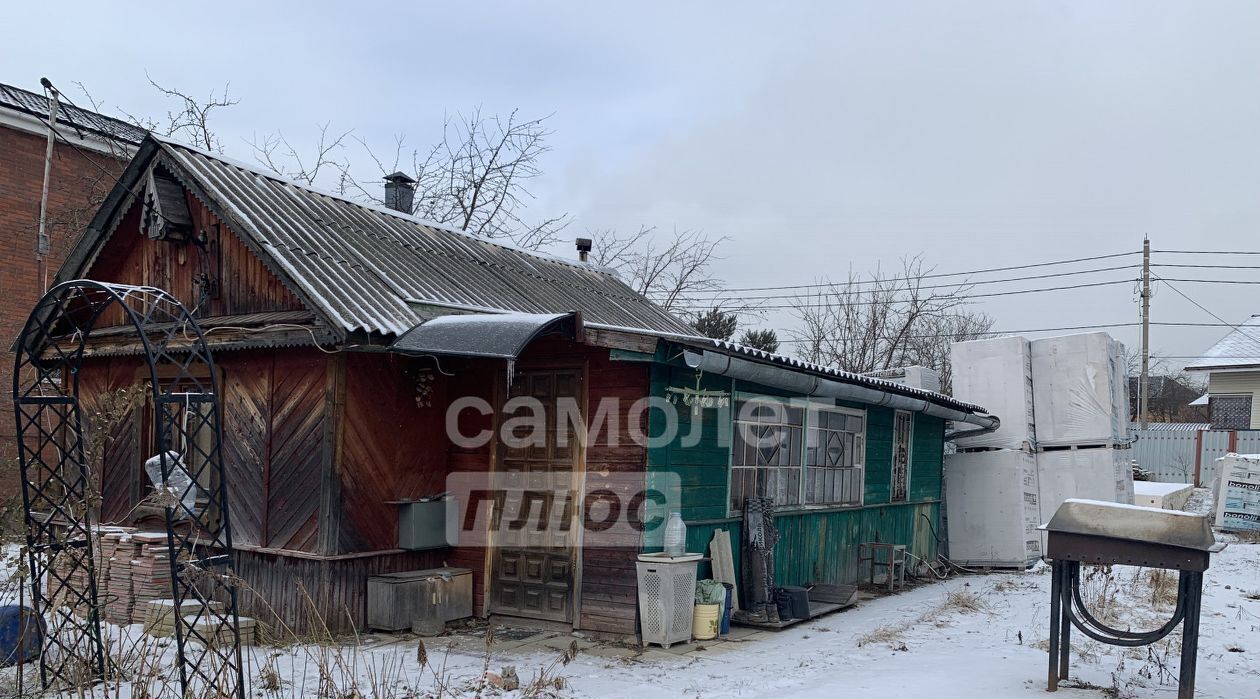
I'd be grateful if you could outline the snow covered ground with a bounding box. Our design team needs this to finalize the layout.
[3,494,1258,698]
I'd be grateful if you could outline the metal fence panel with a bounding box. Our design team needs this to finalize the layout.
[1133,428,1260,485]
[1132,429,1198,483]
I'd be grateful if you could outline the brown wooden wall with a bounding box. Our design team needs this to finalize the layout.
[332,353,451,553]
[80,349,329,553]
[442,358,498,619]
[221,350,329,551]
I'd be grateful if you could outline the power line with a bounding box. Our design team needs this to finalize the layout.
[1150,274,1260,348]
[769,321,1246,344]
[1152,263,1260,270]
[688,250,1141,294]
[1153,249,1260,255]
[648,263,1140,303]
[669,278,1138,312]
[1151,277,1260,285]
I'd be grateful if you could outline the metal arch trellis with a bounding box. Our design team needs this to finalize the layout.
[12,280,245,698]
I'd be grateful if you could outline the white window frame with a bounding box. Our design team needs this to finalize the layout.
[727,394,867,515]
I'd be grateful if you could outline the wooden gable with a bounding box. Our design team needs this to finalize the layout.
[84,177,305,320]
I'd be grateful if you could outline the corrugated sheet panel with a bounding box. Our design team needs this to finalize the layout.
[152,137,695,337]
[1132,427,1260,484]
[0,82,147,144]
[686,337,988,415]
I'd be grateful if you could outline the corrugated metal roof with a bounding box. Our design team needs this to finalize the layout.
[0,82,147,145]
[1139,422,1211,432]
[149,136,696,337]
[590,326,987,414]
[1184,315,1260,371]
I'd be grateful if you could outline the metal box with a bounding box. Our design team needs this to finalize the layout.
[366,567,473,631]
[396,498,456,550]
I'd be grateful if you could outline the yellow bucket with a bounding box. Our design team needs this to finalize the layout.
[692,603,721,640]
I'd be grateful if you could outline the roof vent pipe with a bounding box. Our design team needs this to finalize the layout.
[575,238,593,263]
[384,172,417,213]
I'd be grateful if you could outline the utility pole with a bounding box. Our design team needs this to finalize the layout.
[36,76,60,292]
[1139,236,1151,429]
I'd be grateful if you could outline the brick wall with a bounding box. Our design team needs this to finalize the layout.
[0,123,127,484]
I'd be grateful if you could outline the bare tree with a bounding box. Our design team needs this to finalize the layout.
[274,108,572,250]
[122,76,238,153]
[899,310,995,393]
[248,123,352,186]
[788,256,993,388]
[589,226,726,311]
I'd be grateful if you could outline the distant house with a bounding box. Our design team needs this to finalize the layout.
[1126,375,1208,424]
[37,133,996,637]
[1184,316,1260,430]
[0,81,144,471]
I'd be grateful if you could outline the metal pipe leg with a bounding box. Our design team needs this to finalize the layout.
[1178,572,1203,699]
[1060,562,1074,680]
[1048,561,1063,691]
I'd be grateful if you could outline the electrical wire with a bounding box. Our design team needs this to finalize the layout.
[669,278,1138,312]
[1151,277,1260,285]
[1153,249,1260,255]
[1152,263,1260,270]
[766,320,1249,345]
[673,250,1142,294]
[1150,274,1260,348]
[648,263,1141,304]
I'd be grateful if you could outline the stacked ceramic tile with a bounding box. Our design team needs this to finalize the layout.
[142,598,226,637]
[129,533,174,624]
[183,613,257,646]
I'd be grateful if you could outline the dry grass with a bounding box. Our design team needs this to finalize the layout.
[854,584,993,648]
[0,564,578,699]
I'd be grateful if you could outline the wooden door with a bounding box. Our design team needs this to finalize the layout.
[490,369,582,623]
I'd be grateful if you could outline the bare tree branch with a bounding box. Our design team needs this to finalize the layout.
[126,75,239,152]
[592,228,727,312]
[787,255,994,390]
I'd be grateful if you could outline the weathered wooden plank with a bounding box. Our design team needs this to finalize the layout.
[584,327,659,354]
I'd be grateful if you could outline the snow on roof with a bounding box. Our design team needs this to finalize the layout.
[1184,315,1260,371]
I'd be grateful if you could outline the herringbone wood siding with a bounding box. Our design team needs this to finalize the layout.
[335,353,447,553]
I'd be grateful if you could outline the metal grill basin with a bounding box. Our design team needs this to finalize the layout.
[1041,498,1223,572]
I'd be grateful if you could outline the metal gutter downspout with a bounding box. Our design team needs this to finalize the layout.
[682,350,1000,435]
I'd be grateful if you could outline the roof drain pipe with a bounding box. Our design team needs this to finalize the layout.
[682,350,1000,434]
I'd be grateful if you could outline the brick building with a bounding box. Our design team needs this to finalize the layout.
[0,82,144,479]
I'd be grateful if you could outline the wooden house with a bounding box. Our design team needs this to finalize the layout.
[55,135,997,637]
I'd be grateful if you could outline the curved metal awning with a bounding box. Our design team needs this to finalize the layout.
[390,312,579,359]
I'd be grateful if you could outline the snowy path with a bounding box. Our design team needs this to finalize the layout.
[2,543,1258,697]
[557,543,1259,698]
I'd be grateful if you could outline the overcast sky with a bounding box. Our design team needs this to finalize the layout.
[6,1,1260,370]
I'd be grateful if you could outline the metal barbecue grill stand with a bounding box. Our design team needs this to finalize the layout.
[1042,499,1226,699]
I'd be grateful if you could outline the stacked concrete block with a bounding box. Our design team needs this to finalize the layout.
[951,336,1037,451]
[1029,333,1131,447]
[943,450,1042,567]
[947,332,1135,565]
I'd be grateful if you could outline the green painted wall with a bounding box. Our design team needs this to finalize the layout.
[643,355,947,585]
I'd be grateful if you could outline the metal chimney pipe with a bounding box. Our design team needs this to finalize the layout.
[384,172,417,213]
[575,237,593,262]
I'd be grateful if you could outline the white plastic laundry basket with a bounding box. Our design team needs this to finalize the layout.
[636,552,702,648]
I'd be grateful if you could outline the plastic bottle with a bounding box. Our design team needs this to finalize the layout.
[663,512,687,557]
